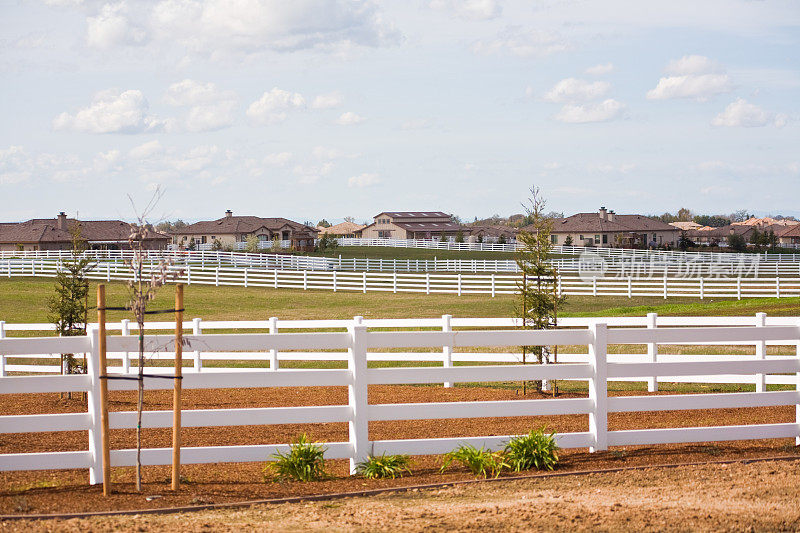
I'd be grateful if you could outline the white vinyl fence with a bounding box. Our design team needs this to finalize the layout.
[0,319,798,482]
[3,257,800,299]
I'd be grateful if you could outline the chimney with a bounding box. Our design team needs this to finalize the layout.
[607,210,615,222]
[57,212,67,230]
[599,207,607,220]
[225,209,233,219]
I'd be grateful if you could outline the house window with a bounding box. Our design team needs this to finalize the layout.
[594,234,600,244]
[579,235,584,241]
[550,235,558,244]
[602,234,608,244]
[201,236,207,244]
[378,230,392,238]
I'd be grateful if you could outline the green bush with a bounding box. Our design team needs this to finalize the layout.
[440,444,508,479]
[264,434,328,482]
[357,454,412,479]
[503,428,559,472]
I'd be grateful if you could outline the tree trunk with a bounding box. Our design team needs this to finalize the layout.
[136,322,144,492]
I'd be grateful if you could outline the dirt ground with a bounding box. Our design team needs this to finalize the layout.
[2,459,799,532]
[1,385,798,516]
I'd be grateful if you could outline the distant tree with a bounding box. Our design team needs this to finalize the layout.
[455,229,465,243]
[730,210,750,223]
[693,215,730,228]
[564,235,573,246]
[343,216,356,223]
[656,212,678,223]
[450,214,463,224]
[766,230,778,249]
[676,208,693,222]
[317,234,339,254]
[187,238,196,251]
[728,233,747,252]
[155,219,186,233]
[317,219,331,228]
[211,238,222,251]
[749,228,762,251]
[439,233,447,243]
[678,232,695,251]
[498,234,507,244]
[477,234,483,243]
[545,211,564,219]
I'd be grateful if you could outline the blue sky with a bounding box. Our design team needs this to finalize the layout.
[1,0,799,224]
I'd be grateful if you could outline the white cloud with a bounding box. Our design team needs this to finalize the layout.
[585,63,614,76]
[53,89,164,134]
[86,2,146,49]
[163,79,237,132]
[311,92,344,109]
[554,99,625,123]
[293,161,334,184]
[337,111,364,125]
[711,98,787,128]
[429,0,501,20]
[247,88,305,124]
[128,140,163,160]
[148,0,401,57]
[665,55,716,75]
[471,26,568,58]
[263,152,292,166]
[647,55,731,101]
[0,146,32,184]
[348,172,380,187]
[544,78,611,103]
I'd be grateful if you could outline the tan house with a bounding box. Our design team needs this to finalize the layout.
[0,212,169,252]
[361,212,463,240]
[317,221,365,238]
[467,225,517,244]
[544,208,680,248]
[777,225,800,247]
[171,210,318,251]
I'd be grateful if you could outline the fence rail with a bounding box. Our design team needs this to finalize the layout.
[0,319,798,482]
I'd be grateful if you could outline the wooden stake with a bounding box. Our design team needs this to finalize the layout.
[171,284,184,491]
[97,284,111,496]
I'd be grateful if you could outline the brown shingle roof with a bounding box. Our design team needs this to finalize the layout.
[0,218,169,244]
[176,216,317,236]
[546,213,678,234]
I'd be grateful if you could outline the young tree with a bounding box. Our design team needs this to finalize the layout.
[728,233,747,252]
[317,219,331,228]
[123,191,182,492]
[48,223,95,386]
[245,234,260,253]
[498,234,507,244]
[516,186,566,393]
[455,229,465,243]
[564,235,573,246]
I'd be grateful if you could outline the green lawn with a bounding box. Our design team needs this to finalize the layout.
[1,277,797,325]
[302,245,520,261]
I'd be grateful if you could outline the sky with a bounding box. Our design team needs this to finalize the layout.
[1,0,799,224]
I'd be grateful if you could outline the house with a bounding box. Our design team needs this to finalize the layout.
[0,212,170,252]
[467,224,517,244]
[360,212,463,240]
[317,221,365,238]
[171,210,318,251]
[543,207,680,248]
[687,223,787,247]
[732,217,799,228]
[777,225,800,247]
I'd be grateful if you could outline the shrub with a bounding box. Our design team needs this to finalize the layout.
[357,454,412,479]
[264,434,327,482]
[440,444,508,479]
[503,428,559,472]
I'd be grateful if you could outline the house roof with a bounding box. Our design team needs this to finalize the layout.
[376,211,451,220]
[670,221,702,230]
[317,221,365,235]
[175,215,318,236]
[546,213,679,234]
[469,224,517,237]
[0,218,169,244]
[393,222,462,232]
[733,217,800,227]
[778,225,800,238]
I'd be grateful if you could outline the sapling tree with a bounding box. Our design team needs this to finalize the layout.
[515,186,566,393]
[123,191,182,492]
[48,223,95,394]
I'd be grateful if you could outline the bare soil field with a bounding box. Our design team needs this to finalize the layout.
[1,384,798,517]
[2,459,799,532]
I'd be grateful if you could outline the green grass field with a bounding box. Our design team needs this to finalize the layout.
[1,277,797,324]
[302,245,520,260]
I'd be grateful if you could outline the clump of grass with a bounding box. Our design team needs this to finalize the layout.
[264,434,328,482]
[357,454,412,479]
[503,428,560,472]
[440,444,508,479]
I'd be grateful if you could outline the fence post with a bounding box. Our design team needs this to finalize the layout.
[755,312,766,393]
[303,270,308,290]
[392,271,397,294]
[776,277,781,298]
[663,275,668,299]
[592,276,597,297]
[215,267,219,287]
[347,320,369,474]
[426,273,430,295]
[192,318,203,372]
[187,265,192,285]
[457,274,462,296]
[700,277,704,300]
[0,321,5,377]
[363,272,367,293]
[647,313,658,392]
[627,276,632,299]
[588,322,608,453]
[269,317,279,371]
[244,268,248,288]
[333,271,337,292]
[120,319,130,374]
[86,326,104,485]
[442,314,453,388]
[737,277,741,300]
[491,274,496,298]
